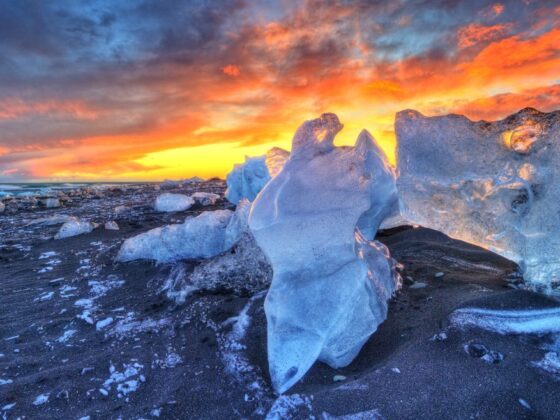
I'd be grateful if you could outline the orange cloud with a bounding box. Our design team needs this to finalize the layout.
[481,2,505,19]
[0,98,98,120]
[222,64,241,77]
[457,23,509,48]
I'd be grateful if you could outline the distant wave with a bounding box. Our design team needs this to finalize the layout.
[0,185,23,190]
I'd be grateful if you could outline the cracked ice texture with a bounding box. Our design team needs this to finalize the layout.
[396,107,560,292]
[249,113,400,393]
[225,148,290,204]
[116,200,250,263]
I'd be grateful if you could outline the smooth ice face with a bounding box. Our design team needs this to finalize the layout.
[249,113,400,393]
[396,108,560,292]
[225,148,290,204]
[117,200,250,263]
[154,193,195,212]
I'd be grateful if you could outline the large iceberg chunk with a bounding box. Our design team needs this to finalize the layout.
[226,148,289,204]
[249,113,400,393]
[396,107,560,292]
[117,200,250,263]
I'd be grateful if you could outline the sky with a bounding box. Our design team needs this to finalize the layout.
[0,0,559,182]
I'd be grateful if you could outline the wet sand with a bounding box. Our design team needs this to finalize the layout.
[1,182,559,419]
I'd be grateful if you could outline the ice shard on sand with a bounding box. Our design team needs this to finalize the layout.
[249,113,400,393]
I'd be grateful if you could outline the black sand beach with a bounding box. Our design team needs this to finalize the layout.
[1,181,559,419]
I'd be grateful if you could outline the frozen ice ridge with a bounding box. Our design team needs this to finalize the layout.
[117,200,250,263]
[396,107,560,292]
[249,113,400,393]
[226,147,289,204]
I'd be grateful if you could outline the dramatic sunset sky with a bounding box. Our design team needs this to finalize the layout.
[0,0,559,181]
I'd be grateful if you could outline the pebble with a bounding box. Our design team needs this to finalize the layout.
[410,282,427,289]
[434,272,445,278]
[333,375,346,382]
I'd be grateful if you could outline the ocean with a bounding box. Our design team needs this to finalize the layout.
[0,182,136,197]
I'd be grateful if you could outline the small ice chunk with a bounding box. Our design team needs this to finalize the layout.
[104,221,119,230]
[225,147,289,204]
[154,193,195,212]
[32,393,49,405]
[519,398,531,410]
[55,219,94,239]
[34,291,54,301]
[44,198,61,208]
[532,351,560,376]
[57,329,77,343]
[96,317,114,331]
[117,200,250,263]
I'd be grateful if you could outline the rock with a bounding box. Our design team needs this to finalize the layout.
[192,192,220,206]
[434,272,445,278]
[465,342,488,358]
[163,232,272,303]
[409,282,427,289]
[154,193,195,212]
[333,375,346,382]
[249,113,401,393]
[396,108,560,292]
[0,201,4,213]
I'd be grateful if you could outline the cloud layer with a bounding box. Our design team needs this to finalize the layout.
[0,0,559,180]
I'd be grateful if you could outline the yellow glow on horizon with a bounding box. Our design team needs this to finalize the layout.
[132,118,397,181]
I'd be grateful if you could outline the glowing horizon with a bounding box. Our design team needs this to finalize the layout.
[0,1,559,182]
